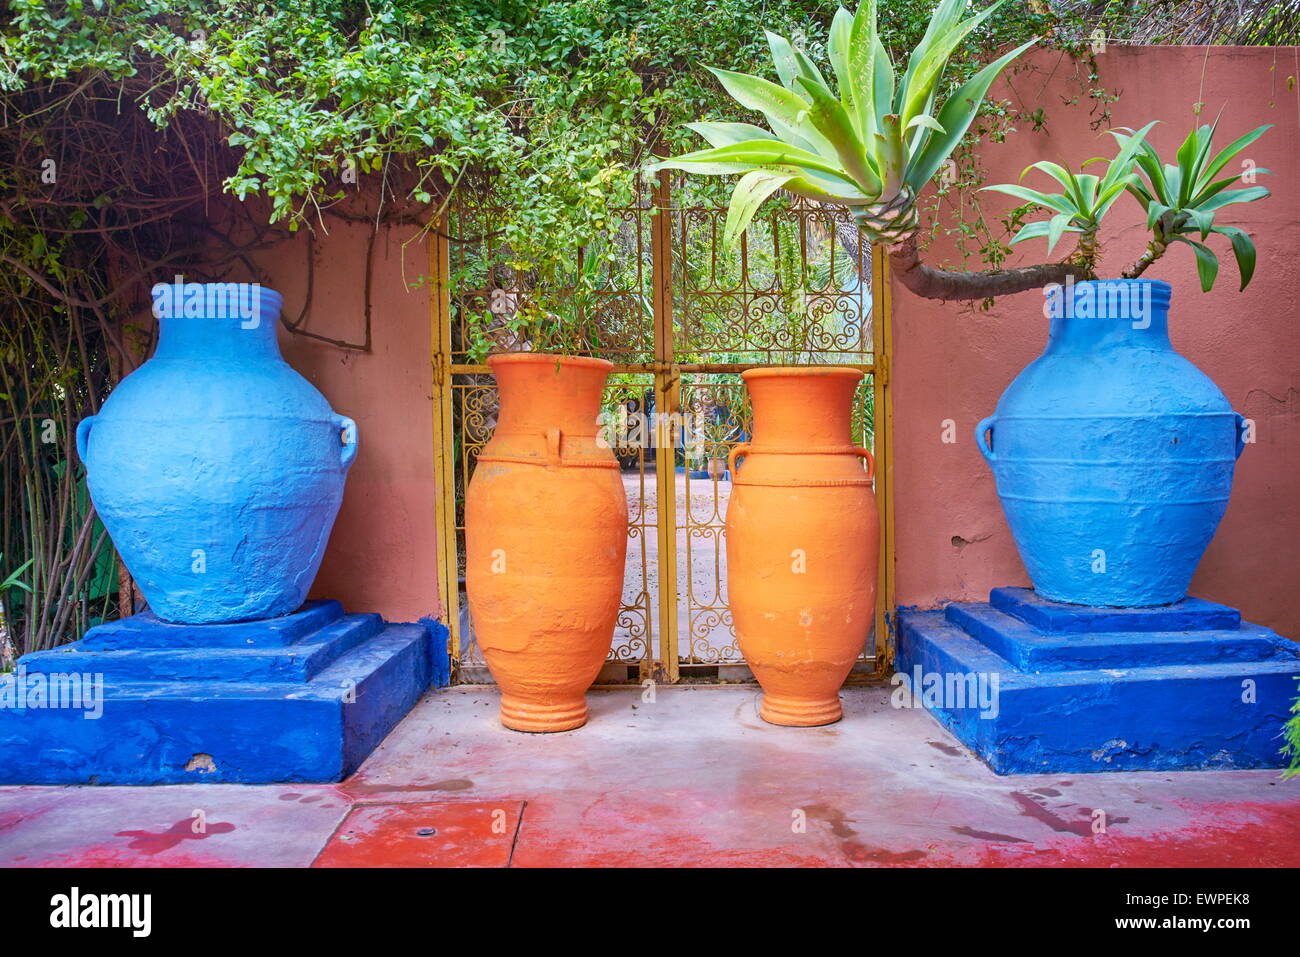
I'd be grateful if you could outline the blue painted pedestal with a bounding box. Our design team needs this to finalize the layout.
[0,601,449,785]
[897,588,1299,774]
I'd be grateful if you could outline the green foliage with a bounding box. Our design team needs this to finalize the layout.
[980,119,1272,289]
[1118,120,1272,291]
[4,0,938,272]
[3,0,1072,315]
[0,557,34,596]
[649,0,1039,246]
[0,294,118,655]
[5,1,651,264]
[1285,683,1300,778]
[450,178,866,365]
[0,555,32,671]
[983,120,1155,271]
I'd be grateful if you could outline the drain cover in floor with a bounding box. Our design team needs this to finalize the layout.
[313,801,524,867]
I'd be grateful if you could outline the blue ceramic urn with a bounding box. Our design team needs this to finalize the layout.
[976,279,1245,607]
[77,283,357,623]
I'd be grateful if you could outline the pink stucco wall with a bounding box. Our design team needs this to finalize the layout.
[251,223,440,623]
[892,46,1300,638]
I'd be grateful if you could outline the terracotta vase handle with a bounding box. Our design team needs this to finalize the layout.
[727,442,750,476]
[852,446,875,481]
[546,427,563,467]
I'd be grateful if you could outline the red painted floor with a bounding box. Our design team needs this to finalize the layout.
[312,801,524,868]
[1,685,1296,867]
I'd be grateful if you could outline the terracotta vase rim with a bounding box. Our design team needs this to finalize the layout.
[487,352,613,372]
[741,366,864,382]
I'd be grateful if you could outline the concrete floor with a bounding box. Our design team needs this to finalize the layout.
[1,684,1296,867]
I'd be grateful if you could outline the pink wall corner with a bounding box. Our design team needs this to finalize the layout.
[251,222,441,623]
[892,46,1300,638]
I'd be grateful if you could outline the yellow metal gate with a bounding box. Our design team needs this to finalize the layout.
[431,174,894,684]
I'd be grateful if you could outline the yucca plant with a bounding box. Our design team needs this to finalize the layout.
[985,120,1271,291]
[649,0,1036,248]
[1118,120,1271,291]
[984,121,1159,276]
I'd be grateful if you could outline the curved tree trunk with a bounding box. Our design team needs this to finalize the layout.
[886,235,1091,302]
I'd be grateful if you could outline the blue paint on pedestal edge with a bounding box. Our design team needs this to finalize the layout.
[420,615,452,688]
[0,601,450,785]
[896,590,1300,775]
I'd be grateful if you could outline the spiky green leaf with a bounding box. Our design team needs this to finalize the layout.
[1192,185,1270,214]
[847,0,880,140]
[685,122,779,148]
[724,170,796,248]
[705,66,835,158]
[982,183,1077,216]
[765,31,800,92]
[653,140,855,181]
[900,0,1009,128]
[1210,225,1257,290]
[1199,124,1273,188]
[828,7,857,121]
[795,74,882,196]
[1173,236,1220,292]
[904,38,1036,192]
[1045,212,1076,255]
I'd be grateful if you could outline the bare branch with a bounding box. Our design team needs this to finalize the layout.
[886,235,1091,301]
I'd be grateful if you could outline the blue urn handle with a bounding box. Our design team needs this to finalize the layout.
[334,414,358,470]
[76,416,95,463]
[975,416,997,464]
[1233,412,1247,460]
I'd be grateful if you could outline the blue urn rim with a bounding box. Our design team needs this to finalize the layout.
[1043,277,1172,299]
[1042,277,1172,317]
[151,281,283,322]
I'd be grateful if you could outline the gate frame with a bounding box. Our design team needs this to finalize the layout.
[429,182,896,683]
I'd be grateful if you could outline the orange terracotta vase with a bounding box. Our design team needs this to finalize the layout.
[465,354,628,732]
[725,368,880,726]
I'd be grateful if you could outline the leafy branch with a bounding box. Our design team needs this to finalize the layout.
[987,119,1272,289]
[1119,120,1271,290]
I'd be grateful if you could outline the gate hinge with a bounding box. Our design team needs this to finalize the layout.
[875,354,889,387]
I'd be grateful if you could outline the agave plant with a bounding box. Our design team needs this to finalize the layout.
[649,0,1036,247]
[983,121,1159,275]
[1118,120,1271,291]
[985,120,1271,291]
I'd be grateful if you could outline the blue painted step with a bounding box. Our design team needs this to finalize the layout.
[945,603,1279,672]
[0,601,449,785]
[990,586,1241,633]
[21,612,383,683]
[79,599,346,649]
[897,590,1300,774]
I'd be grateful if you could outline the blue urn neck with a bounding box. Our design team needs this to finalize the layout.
[152,283,284,361]
[1043,279,1172,355]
